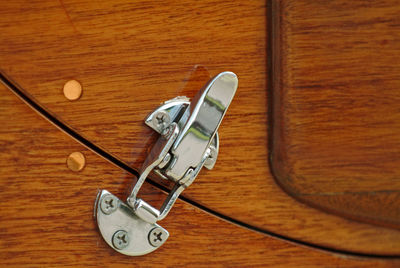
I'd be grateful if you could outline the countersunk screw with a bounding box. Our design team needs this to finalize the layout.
[153,111,170,132]
[148,227,167,247]
[100,194,118,215]
[112,230,129,250]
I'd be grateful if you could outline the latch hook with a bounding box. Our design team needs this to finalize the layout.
[95,71,238,256]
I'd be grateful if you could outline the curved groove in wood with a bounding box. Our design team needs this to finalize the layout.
[1,0,400,255]
[3,83,400,266]
[3,65,400,257]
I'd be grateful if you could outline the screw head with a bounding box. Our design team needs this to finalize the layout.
[148,227,167,247]
[153,111,170,131]
[112,230,129,250]
[100,194,119,215]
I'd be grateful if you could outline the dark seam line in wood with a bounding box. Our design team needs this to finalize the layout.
[0,71,398,259]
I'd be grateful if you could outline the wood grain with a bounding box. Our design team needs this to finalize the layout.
[271,0,400,228]
[3,83,398,267]
[1,0,400,255]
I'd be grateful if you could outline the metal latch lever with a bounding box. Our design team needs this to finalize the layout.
[95,71,238,256]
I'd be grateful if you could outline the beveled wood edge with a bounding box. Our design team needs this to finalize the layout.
[268,0,400,230]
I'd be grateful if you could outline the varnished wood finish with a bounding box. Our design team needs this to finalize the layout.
[1,0,400,255]
[3,84,397,267]
[271,0,400,228]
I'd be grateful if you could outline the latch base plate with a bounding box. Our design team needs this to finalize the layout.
[95,190,169,256]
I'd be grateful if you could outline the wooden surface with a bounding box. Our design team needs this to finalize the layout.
[1,0,400,255]
[271,0,400,228]
[3,83,398,267]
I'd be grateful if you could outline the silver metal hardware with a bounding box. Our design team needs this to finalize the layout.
[100,194,119,215]
[148,227,168,247]
[95,71,238,256]
[112,230,129,250]
[95,190,169,256]
[153,111,171,132]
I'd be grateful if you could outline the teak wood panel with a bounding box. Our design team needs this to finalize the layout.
[271,0,400,228]
[1,0,400,255]
[2,84,398,267]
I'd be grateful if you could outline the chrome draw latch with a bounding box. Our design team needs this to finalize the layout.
[95,72,238,256]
